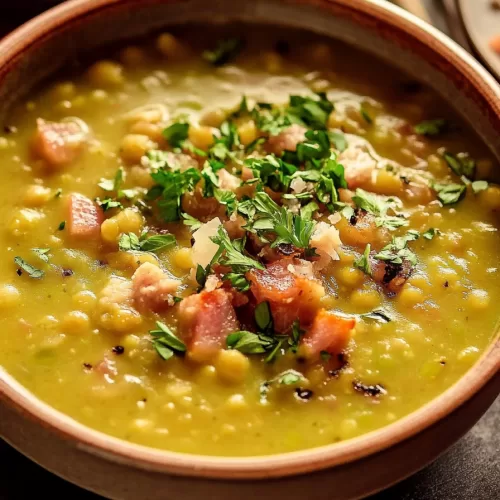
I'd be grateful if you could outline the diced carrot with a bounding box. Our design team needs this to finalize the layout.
[178,289,239,362]
[66,193,104,239]
[32,118,86,168]
[302,309,355,359]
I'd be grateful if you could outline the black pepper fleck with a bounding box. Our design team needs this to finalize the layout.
[353,381,387,397]
[444,281,449,288]
[295,388,314,401]
[83,363,92,370]
[62,268,74,277]
[97,260,108,267]
[16,269,22,276]
[112,345,125,355]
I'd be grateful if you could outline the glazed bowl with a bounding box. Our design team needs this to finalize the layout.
[0,1,499,499]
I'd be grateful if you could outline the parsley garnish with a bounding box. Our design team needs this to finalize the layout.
[14,257,44,279]
[354,244,372,276]
[287,93,334,130]
[54,188,62,198]
[146,167,201,222]
[150,321,186,361]
[163,122,189,149]
[226,331,276,354]
[259,369,306,402]
[360,105,373,124]
[182,213,202,231]
[329,131,348,152]
[203,38,244,66]
[251,102,292,136]
[443,152,475,179]
[97,198,123,211]
[374,231,419,266]
[118,232,176,253]
[250,192,317,252]
[32,248,50,263]
[414,119,447,136]
[361,309,392,323]
[98,167,135,200]
[472,180,489,194]
[432,182,466,205]
[422,228,439,240]
[352,188,407,230]
[58,221,66,231]
[255,301,272,330]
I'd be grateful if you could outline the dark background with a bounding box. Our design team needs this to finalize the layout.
[0,2,499,499]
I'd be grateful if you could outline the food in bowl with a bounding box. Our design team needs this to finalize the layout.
[0,26,498,457]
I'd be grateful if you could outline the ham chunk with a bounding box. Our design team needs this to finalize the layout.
[67,193,104,239]
[177,289,239,362]
[338,140,376,190]
[248,258,324,333]
[302,309,355,360]
[132,262,181,313]
[266,124,307,155]
[32,118,87,168]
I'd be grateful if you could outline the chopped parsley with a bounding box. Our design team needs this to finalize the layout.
[32,248,50,263]
[97,198,123,211]
[360,105,373,124]
[259,369,307,402]
[203,38,244,66]
[374,230,419,266]
[118,232,176,253]
[361,309,392,323]
[443,151,475,179]
[150,321,186,361]
[98,167,135,200]
[352,188,407,230]
[354,244,372,276]
[182,213,202,231]
[422,228,439,240]
[226,331,276,354]
[58,221,66,231]
[287,92,334,130]
[432,182,466,205]
[472,180,489,194]
[14,257,44,279]
[54,188,62,198]
[414,119,447,136]
[163,122,189,149]
[329,131,348,152]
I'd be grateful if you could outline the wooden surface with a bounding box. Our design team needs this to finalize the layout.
[0,2,498,499]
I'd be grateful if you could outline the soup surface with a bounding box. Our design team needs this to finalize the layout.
[0,26,499,457]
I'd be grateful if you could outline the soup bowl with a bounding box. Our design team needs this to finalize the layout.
[0,0,499,499]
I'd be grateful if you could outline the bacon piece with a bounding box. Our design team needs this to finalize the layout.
[32,118,86,168]
[177,289,239,362]
[266,124,307,155]
[66,193,103,239]
[302,309,355,359]
[181,186,225,221]
[131,262,181,313]
[248,258,324,333]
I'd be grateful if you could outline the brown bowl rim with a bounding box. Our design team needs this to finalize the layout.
[0,0,499,480]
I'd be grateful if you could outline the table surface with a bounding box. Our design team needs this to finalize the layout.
[0,1,499,499]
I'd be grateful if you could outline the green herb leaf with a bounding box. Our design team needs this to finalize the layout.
[255,301,272,330]
[252,103,292,136]
[97,198,123,211]
[58,221,66,231]
[54,188,62,198]
[32,248,50,263]
[443,152,475,179]
[354,244,372,276]
[287,93,334,130]
[139,234,176,252]
[329,131,348,152]
[432,182,466,205]
[182,213,202,231]
[118,233,141,251]
[472,180,489,194]
[226,331,275,354]
[195,264,209,289]
[203,38,244,66]
[245,137,266,153]
[288,320,305,354]
[223,272,250,292]
[14,256,44,279]
[360,105,373,124]
[422,228,439,240]
[276,369,306,385]
[163,122,189,149]
[374,231,419,266]
[414,119,447,136]
[150,321,186,360]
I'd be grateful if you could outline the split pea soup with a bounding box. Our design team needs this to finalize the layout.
[0,26,499,457]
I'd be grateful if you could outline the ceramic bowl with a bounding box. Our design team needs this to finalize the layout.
[0,1,499,499]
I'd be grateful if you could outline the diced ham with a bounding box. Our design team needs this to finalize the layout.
[131,262,181,313]
[302,309,355,360]
[338,144,376,190]
[248,258,324,333]
[177,289,239,362]
[266,124,307,155]
[217,168,241,192]
[223,213,246,239]
[32,118,87,168]
[336,210,390,250]
[67,193,104,239]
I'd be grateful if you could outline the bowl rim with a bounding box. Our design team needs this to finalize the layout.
[0,0,499,480]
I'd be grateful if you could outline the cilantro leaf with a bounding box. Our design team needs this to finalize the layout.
[414,119,447,136]
[223,272,250,292]
[361,309,392,323]
[252,103,292,136]
[360,105,373,124]
[255,301,272,331]
[354,244,372,276]
[422,228,439,240]
[118,233,140,251]
[182,213,202,231]
[119,232,176,253]
[150,321,186,361]
[203,38,244,66]
[97,198,123,211]
[14,256,44,279]
[226,331,275,354]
